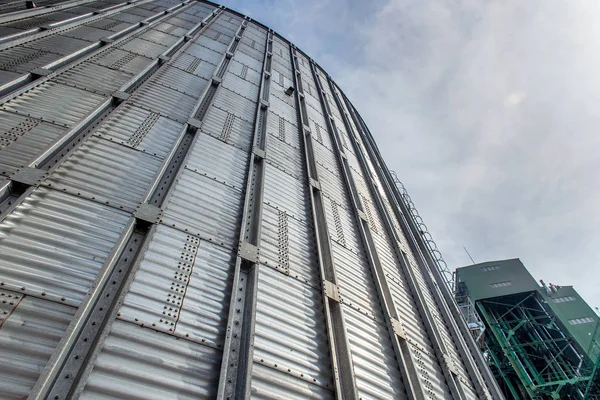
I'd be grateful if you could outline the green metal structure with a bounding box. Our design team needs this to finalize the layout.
[456,259,600,399]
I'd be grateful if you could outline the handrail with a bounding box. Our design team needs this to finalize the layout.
[389,170,455,292]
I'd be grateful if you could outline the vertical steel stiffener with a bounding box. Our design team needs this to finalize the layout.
[0,1,501,399]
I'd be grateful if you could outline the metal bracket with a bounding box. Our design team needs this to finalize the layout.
[184,34,193,42]
[357,209,368,222]
[303,124,311,135]
[235,35,241,41]
[323,280,341,302]
[211,76,222,86]
[340,152,347,159]
[100,37,114,45]
[134,203,162,224]
[260,99,269,109]
[10,167,46,186]
[239,242,258,263]
[158,55,170,64]
[310,178,320,191]
[225,52,233,59]
[252,147,265,160]
[39,24,53,31]
[187,117,202,130]
[30,67,51,77]
[391,318,407,340]
[264,71,271,78]
[444,354,460,376]
[112,90,130,102]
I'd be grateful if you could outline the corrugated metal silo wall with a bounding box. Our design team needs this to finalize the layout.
[0,1,502,399]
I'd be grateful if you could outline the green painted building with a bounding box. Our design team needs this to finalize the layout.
[455,258,600,399]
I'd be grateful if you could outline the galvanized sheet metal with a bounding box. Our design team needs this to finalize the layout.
[222,71,259,101]
[0,111,66,175]
[331,240,386,323]
[0,292,76,400]
[118,224,235,346]
[0,2,496,398]
[153,65,209,98]
[81,320,221,399]
[260,203,319,285]
[185,132,249,190]
[130,81,197,123]
[24,34,93,55]
[44,136,163,211]
[184,42,223,65]
[1,81,106,127]
[119,37,169,58]
[94,103,183,159]
[343,305,408,400]
[252,267,333,397]
[201,103,254,151]
[90,47,154,75]
[169,52,217,79]
[213,86,258,123]
[0,188,130,305]
[263,163,309,223]
[162,168,243,248]
[52,61,134,95]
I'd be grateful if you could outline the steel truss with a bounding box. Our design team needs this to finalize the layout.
[477,291,600,399]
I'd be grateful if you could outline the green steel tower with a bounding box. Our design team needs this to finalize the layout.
[456,259,600,399]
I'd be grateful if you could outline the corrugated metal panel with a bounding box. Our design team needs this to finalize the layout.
[408,344,450,399]
[260,204,319,285]
[195,34,228,53]
[130,81,197,122]
[24,34,93,56]
[184,43,223,65]
[89,47,154,75]
[263,163,309,223]
[252,267,333,397]
[331,240,385,322]
[1,82,107,128]
[213,87,258,123]
[0,69,22,87]
[81,320,221,399]
[266,132,304,178]
[45,136,163,211]
[232,50,262,72]
[0,46,60,74]
[138,29,179,47]
[162,168,243,248]
[94,103,183,159]
[62,25,113,41]
[201,103,254,151]
[169,52,217,79]
[0,111,67,176]
[152,65,208,98]
[118,224,235,346]
[185,133,249,190]
[251,363,334,400]
[119,37,169,58]
[222,72,259,101]
[154,22,188,38]
[85,18,132,33]
[343,306,408,400]
[266,111,300,148]
[0,188,130,305]
[52,61,134,95]
[0,292,76,400]
[229,59,261,85]
[269,93,297,126]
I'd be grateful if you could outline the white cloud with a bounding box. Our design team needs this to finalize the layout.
[221,0,600,307]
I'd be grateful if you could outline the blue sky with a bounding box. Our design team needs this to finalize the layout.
[220,0,600,307]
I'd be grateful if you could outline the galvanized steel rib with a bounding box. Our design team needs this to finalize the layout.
[288,44,359,399]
